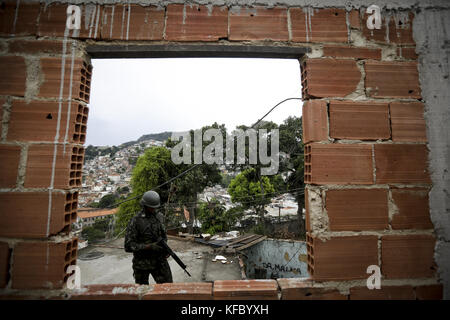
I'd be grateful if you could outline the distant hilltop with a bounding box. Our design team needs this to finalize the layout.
[84,131,174,161]
[118,131,173,148]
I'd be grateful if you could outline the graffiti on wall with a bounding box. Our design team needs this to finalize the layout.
[261,262,302,275]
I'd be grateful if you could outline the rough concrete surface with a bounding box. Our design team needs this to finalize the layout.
[414,8,450,299]
[77,238,242,285]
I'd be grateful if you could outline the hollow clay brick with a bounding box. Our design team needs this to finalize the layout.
[349,285,415,300]
[38,58,91,104]
[397,47,418,60]
[12,239,77,289]
[68,284,141,300]
[8,100,76,143]
[100,4,164,41]
[391,189,433,230]
[8,39,64,55]
[375,144,431,184]
[166,4,228,41]
[307,234,379,281]
[290,8,349,43]
[365,61,421,99]
[229,7,289,41]
[0,56,27,96]
[301,59,361,98]
[305,143,373,185]
[302,100,328,143]
[0,191,77,238]
[323,45,381,59]
[381,234,436,279]
[144,282,213,300]
[0,145,21,188]
[362,11,415,45]
[277,279,347,300]
[329,100,390,140]
[39,3,107,39]
[25,144,84,189]
[390,102,426,142]
[0,1,40,36]
[213,280,278,300]
[326,189,389,231]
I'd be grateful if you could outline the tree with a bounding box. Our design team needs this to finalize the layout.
[87,201,100,208]
[165,123,224,233]
[197,199,242,235]
[92,217,111,232]
[115,136,223,232]
[225,120,278,173]
[129,156,138,166]
[81,226,105,241]
[226,120,281,211]
[84,145,99,161]
[115,146,178,231]
[228,167,275,223]
[278,116,305,239]
[98,194,118,208]
[117,186,130,194]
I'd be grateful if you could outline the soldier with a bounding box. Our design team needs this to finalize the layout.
[124,190,173,284]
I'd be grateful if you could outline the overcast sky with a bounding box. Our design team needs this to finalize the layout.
[86,58,303,146]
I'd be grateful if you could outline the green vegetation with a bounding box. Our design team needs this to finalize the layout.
[116,146,178,231]
[81,227,104,241]
[98,194,119,208]
[81,216,112,242]
[164,123,224,233]
[220,173,234,188]
[83,131,173,161]
[228,167,275,223]
[116,124,224,233]
[197,199,242,235]
[104,117,305,238]
[84,145,120,161]
[278,116,305,237]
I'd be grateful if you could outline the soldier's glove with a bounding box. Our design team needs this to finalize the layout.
[144,243,164,253]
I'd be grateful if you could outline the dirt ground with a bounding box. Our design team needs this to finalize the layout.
[77,237,243,285]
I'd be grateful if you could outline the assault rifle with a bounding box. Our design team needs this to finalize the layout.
[157,237,191,277]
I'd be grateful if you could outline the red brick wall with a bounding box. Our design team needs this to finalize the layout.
[0,1,89,291]
[0,2,441,299]
[299,7,436,296]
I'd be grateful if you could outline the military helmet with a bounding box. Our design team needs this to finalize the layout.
[140,190,160,208]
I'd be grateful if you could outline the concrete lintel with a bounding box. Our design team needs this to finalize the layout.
[86,44,310,59]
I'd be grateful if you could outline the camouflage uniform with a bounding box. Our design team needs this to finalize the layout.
[124,210,173,284]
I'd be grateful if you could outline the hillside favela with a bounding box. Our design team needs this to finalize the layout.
[79,134,166,208]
